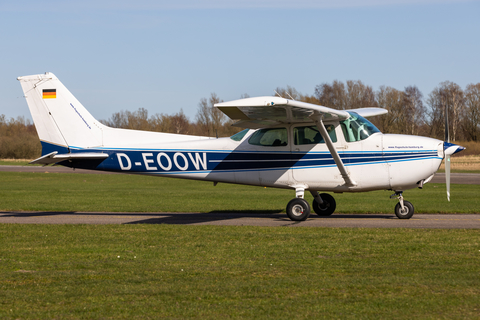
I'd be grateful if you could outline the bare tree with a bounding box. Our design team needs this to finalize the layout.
[463,83,480,141]
[314,80,346,109]
[150,113,172,133]
[404,85,425,135]
[195,93,226,137]
[127,108,150,130]
[375,86,406,133]
[195,97,211,136]
[209,93,225,137]
[427,81,464,141]
[170,109,190,134]
[345,80,377,110]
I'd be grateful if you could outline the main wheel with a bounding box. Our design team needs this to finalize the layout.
[286,198,311,221]
[312,193,336,216]
[394,201,414,219]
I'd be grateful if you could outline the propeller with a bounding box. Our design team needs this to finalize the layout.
[445,107,450,201]
[443,106,465,201]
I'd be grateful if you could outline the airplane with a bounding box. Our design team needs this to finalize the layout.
[17,72,465,221]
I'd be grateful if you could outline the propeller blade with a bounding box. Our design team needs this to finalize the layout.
[446,153,451,202]
[443,142,466,202]
[444,102,450,201]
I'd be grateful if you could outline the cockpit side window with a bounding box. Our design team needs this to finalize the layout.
[248,128,288,146]
[341,112,380,142]
[294,125,337,145]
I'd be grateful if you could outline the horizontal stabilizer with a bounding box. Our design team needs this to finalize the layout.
[30,151,108,165]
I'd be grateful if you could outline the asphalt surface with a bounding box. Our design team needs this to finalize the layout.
[1,165,479,228]
[1,211,479,228]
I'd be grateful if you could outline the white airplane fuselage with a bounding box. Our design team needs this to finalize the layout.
[54,124,443,194]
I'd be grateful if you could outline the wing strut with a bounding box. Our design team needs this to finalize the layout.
[310,115,357,187]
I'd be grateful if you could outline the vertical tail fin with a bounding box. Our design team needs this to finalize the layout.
[17,72,105,155]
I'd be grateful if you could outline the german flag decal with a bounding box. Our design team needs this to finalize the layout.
[43,89,56,99]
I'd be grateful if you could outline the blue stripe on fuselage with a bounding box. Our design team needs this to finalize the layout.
[40,142,439,173]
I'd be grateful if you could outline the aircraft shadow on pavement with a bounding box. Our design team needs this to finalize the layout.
[0,211,76,217]
[0,211,396,225]
[125,212,397,225]
[126,211,286,225]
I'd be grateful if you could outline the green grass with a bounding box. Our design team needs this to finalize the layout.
[437,169,480,174]
[1,172,479,318]
[0,225,479,319]
[0,160,31,166]
[0,171,479,214]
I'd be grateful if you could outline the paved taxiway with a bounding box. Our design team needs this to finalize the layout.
[1,211,479,228]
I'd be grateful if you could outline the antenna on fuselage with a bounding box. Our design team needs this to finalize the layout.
[274,90,295,100]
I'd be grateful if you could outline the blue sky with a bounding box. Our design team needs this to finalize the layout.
[1,0,479,122]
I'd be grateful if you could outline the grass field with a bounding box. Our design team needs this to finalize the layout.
[0,171,479,214]
[1,164,479,319]
[439,155,480,173]
[1,224,479,319]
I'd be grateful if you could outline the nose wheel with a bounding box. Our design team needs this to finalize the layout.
[286,198,311,221]
[391,192,414,219]
[286,187,311,221]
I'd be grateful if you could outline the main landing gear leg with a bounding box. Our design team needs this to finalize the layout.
[286,187,311,221]
[390,191,414,219]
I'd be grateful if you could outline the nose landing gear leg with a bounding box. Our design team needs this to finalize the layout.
[390,192,414,219]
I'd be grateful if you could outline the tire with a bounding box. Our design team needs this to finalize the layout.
[312,193,336,216]
[286,198,311,221]
[394,201,414,219]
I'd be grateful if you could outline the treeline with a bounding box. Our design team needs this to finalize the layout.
[102,80,480,142]
[100,93,241,137]
[0,115,41,159]
[1,80,479,159]
[276,80,480,141]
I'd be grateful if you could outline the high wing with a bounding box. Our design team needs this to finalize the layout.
[215,96,387,128]
[215,96,388,188]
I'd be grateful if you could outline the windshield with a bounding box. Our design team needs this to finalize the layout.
[341,112,380,142]
[230,129,250,141]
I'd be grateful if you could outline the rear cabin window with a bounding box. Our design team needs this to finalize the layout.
[294,125,337,145]
[248,128,288,146]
